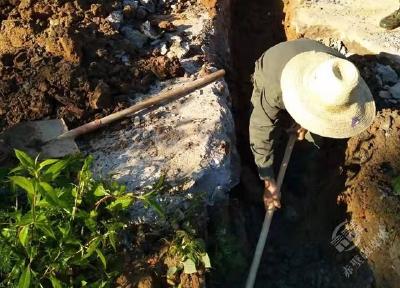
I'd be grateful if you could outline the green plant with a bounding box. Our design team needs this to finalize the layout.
[392,176,400,195]
[212,227,246,276]
[167,229,211,277]
[0,150,164,287]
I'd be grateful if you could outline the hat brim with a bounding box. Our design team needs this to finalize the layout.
[281,52,376,139]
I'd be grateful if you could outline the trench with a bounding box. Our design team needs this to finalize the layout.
[207,0,377,287]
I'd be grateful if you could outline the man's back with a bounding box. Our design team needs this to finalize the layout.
[257,39,345,101]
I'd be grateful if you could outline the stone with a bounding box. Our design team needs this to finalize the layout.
[59,36,81,63]
[123,0,138,18]
[136,6,148,19]
[139,0,156,13]
[389,82,400,99]
[120,26,149,49]
[376,63,398,85]
[123,5,136,18]
[90,4,103,16]
[84,79,239,224]
[379,90,392,99]
[89,80,111,109]
[166,36,190,59]
[123,0,139,7]
[106,10,124,30]
[141,21,161,40]
[160,43,168,55]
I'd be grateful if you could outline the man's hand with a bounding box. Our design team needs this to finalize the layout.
[287,124,307,141]
[297,126,307,141]
[263,179,281,210]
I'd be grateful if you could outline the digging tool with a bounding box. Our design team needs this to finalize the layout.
[0,69,225,160]
[245,132,297,288]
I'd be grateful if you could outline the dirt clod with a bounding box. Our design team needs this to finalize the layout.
[0,0,183,132]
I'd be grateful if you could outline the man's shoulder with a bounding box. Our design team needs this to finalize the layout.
[265,38,342,57]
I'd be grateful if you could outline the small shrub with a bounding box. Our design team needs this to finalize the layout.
[168,229,211,276]
[0,150,163,287]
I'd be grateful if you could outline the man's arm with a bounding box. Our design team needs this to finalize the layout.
[249,58,284,210]
[249,69,281,181]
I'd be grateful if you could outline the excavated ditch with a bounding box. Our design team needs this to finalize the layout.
[207,0,400,287]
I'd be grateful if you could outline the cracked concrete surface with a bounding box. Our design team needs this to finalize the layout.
[286,0,400,61]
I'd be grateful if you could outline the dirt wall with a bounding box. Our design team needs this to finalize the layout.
[343,110,400,288]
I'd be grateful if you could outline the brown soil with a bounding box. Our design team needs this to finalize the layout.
[342,109,400,288]
[0,0,183,132]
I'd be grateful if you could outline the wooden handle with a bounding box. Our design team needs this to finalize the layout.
[57,69,226,140]
[245,133,297,288]
[276,133,297,198]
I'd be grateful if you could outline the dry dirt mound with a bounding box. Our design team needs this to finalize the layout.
[0,0,184,132]
[342,109,400,288]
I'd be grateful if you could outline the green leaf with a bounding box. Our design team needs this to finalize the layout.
[18,265,31,288]
[18,212,33,226]
[94,184,108,197]
[44,160,69,181]
[201,253,211,268]
[139,196,165,217]
[154,175,165,190]
[106,195,133,211]
[9,165,24,174]
[19,225,29,248]
[50,275,63,288]
[35,222,56,239]
[392,176,400,195]
[84,217,97,232]
[108,231,117,251]
[10,176,35,198]
[183,258,197,274]
[82,156,93,172]
[96,249,107,269]
[38,159,60,171]
[15,149,34,168]
[39,182,69,209]
[0,167,9,182]
[1,228,12,239]
[84,238,100,259]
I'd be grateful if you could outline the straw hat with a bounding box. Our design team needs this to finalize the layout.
[281,51,376,138]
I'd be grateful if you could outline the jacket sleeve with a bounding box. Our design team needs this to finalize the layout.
[249,63,282,181]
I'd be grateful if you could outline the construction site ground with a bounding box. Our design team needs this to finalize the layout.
[1,0,400,287]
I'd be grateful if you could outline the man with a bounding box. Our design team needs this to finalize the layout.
[249,39,376,210]
[380,6,400,30]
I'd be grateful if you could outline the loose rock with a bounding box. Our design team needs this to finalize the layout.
[379,90,391,99]
[388,82,400,99]
[136,6,148,19]
[167,36,190,59]
[106,10,124,30]
[121,26,149,49]
[139,0,156,13]
[141,21,161,40]
[160,43,168,55]
[376,64,398,85]
[89,81,112,109]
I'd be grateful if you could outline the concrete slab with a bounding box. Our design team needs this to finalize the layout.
[79,4,239,223]
[285,0,400,60]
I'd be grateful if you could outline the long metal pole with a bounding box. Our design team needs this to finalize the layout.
[245,133,297,288]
